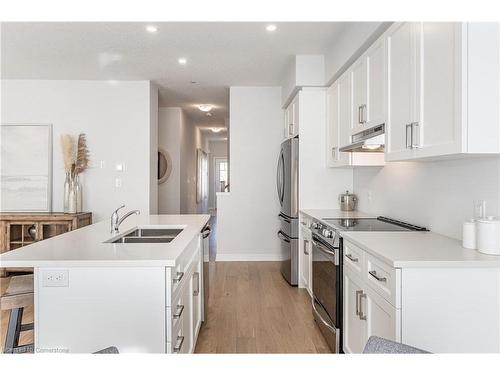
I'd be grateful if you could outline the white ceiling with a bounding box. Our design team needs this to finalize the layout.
[1,22,346,124]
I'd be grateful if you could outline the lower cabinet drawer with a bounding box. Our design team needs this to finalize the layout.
[365,252,400,308]
[343,241,364,275]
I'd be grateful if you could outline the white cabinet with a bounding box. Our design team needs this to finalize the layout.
[365,38,386,129]
[299,216,312,295]
[343,270,367,354]
[284,94,299,139]
[326,69,385,168]
[351,37,385,134]
[351,57,367,133]
[167,234,203,354]
[343,241,401,354]
[386,22,500,161]
[385,22,419,160]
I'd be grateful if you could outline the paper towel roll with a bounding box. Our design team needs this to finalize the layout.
[462,220,476,249]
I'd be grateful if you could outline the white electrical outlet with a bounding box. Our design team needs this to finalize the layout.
[115,177,122,188]
[42,269,69,287]
[367,191,373,202]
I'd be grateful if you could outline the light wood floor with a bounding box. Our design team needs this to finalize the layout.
[195,261,331,353]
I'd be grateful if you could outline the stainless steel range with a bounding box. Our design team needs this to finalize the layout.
[310,216,427,353]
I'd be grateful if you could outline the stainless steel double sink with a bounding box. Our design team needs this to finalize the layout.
[105,227,184,244]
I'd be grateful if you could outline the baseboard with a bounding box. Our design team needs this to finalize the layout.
[216,253,286,262]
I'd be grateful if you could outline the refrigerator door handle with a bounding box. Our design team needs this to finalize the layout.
[276,148,284,204]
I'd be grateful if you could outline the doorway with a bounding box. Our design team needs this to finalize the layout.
[214,157,228,210]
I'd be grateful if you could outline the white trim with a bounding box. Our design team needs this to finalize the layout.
[216,253,287,262]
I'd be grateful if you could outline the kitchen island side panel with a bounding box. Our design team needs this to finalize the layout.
[35,267,166,353]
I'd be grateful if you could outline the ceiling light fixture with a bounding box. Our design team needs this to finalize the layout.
[266,24,277,32]
[146,25,158,33]
[178,58,187,65]
[198,104,213,112]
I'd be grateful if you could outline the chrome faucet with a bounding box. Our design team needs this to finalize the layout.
[110,205,140,234]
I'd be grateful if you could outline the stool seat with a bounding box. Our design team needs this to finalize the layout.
[1,274,34,353]
[1,274,34,311]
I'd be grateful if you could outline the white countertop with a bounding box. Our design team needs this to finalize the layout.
[301,208,500,268]
[0,214,210,267]
[341,231,500,268]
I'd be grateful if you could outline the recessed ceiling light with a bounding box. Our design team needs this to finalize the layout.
[266,24,277,32]
[211,128,223,133]
[198,104,213,112]
[178,58,187,65]
[146,25,158,33]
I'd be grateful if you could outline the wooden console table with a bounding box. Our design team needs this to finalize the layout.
[0,212,92,276]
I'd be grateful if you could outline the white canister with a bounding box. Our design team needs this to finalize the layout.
[476,216,500,255]
[462,220,476,249]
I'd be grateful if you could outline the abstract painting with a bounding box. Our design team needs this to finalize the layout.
[0,124,52,212]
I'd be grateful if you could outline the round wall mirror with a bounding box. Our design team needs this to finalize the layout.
[158,147,172,184]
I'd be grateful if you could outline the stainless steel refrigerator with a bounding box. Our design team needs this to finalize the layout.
[276,137,299,286]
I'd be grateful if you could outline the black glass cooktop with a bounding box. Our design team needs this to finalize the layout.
[323,216,428,232]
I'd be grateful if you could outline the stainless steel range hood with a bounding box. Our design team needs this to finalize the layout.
[339,124,385,153]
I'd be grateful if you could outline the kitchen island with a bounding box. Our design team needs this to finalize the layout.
[0,214,210,354]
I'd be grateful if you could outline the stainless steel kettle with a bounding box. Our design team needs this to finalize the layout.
[339,190,358,211]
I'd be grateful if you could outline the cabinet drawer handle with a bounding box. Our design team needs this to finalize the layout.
[173,271,184,283]
[359,292,367,321]
[173,335,185,353]
[193,272,200,296]
[368,270,387,282]
[406,124,412,149]
[358,106,363,124]
[355,290,362,316]
[346,253,358,263]
[303,239,310,255]
[173,304,184,319]
[361,104,367,124]
[411,122,420,148]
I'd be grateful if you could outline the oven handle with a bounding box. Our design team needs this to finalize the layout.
[312,239,336,257]
[312,301,337,332]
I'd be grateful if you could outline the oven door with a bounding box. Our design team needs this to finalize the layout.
[311,235,340,327]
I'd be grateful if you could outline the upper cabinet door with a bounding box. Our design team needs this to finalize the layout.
[416,22,462,157]
[365,38,385,128]
[337,72,352,165]
[351,58,367,133]
[326,82,340,167]
[385,22,419,161]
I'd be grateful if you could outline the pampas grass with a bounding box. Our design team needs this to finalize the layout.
[75,133,90,174]
[60,134,75,172]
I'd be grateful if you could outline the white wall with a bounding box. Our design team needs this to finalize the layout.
[354,157,500,240]
[207,140,228,211]
[1,80,155,221]
[158,107,182,214]
[149,83,159,214]
[281,55,325,107]
[217,87,283,260]
[298,88,353,209]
